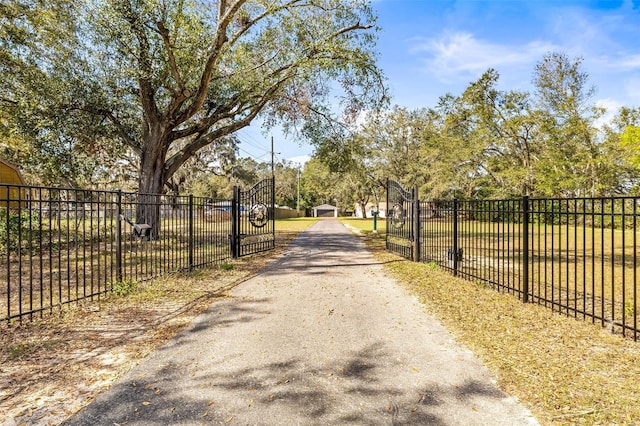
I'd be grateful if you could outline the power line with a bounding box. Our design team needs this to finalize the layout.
[233,130,273,163]
[236,129,270,152]
[236,145,269,162]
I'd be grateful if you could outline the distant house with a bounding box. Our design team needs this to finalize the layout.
[312,204,340,218]
[353,202,387,219]
[0,158,26,208]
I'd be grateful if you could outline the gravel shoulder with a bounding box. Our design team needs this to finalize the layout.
[64,219,538,425]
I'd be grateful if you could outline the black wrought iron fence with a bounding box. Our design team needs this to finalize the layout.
[1,181,272,323]
[418,196,640,340]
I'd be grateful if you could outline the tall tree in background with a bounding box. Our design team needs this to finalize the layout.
[272,160,300,208]
[299,158,340,208]
[533,53,606,197]
[365,107,428,188]
[434,91,492,198]
[441,70,541,197]
[600,107,640,193]
[618,109,640,178]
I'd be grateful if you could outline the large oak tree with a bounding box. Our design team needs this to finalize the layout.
[2,0,385,233]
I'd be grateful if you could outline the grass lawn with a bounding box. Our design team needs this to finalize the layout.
[343,217,640,425]
[341,216,387,234]
[276,217,319,233]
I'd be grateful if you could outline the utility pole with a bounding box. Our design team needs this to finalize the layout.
[271,136,275,178]
[297,166,301,212]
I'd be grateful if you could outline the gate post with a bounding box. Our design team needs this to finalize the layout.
[412,186,420,262]
[188,194,194,270]
[271,177,276,245]
[522,196,530,303]
[115,190,123,283]
[453,199,459,276]
[231,186,240,259]
[385,178,389,251]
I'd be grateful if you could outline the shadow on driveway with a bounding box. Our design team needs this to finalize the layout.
[64,220,537,426]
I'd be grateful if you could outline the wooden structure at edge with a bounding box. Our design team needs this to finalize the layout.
[0,158,26,208]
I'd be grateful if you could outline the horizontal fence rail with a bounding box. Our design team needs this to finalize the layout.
[1,184,238,323]
[418,196,640,341]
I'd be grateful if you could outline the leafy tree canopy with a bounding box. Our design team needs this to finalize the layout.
[307,52,640,205]
[1,0,387,192]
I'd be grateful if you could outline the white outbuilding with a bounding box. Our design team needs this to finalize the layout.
[312,204,340,218]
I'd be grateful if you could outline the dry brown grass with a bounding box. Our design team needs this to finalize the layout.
[355,229,640,426]
[0,218,316,426]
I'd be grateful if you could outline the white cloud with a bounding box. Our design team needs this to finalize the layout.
[595,98,622,112]
[409,31,558,82]
[286,155,310,167]
[624,77,640,104]
[593,98,622,129]
[546,4,640,73]
[600,54,640,71]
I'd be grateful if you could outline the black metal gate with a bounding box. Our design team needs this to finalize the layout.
[386,179,420,261]
[231,178,275,258]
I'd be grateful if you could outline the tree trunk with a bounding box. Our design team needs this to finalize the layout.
[135,127,169,240]
[358,201,368,219]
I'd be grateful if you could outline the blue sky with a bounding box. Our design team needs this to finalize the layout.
[238,0,640,165]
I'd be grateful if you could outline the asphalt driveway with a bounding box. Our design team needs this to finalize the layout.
[64,219,538,425]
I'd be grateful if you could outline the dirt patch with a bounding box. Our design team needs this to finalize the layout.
[0,231,301,426]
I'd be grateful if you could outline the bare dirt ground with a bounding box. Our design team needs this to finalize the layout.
[0,232,299,426]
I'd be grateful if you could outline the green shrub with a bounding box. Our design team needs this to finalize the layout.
[112,278,137,296]
[220,262,234,271]
[426,261,439,270]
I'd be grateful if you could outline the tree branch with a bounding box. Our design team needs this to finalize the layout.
[164,80,286,181]
[156,20,186,92]
[171,55,304,141]
[171,0,368,128]
[224,0,305,49]
[119,2,161,126]
[63,103,141,154]
[101,110,142,154]
[169,94,246,140]
[173,0,248,125]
